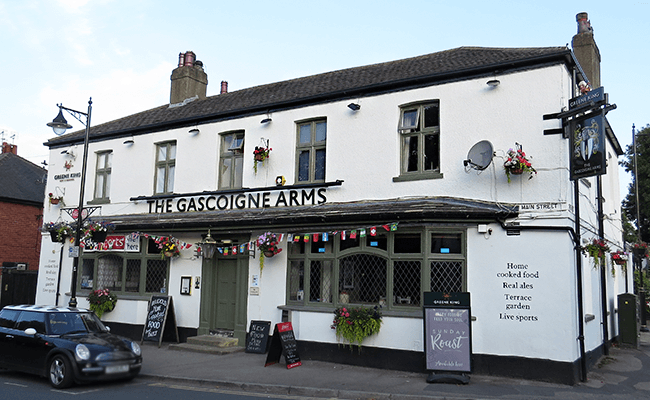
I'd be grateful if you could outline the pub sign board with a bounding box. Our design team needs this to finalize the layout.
[423,292,472,373]
[570,112,606,180]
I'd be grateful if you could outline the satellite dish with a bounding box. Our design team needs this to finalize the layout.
[464,140,494,171]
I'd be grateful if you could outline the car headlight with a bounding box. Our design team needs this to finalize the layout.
[130,341,141,356]
[75,344,90,361]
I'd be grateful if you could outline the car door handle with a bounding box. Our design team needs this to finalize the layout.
[6,334,14,339]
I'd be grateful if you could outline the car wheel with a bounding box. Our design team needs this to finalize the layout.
[49,355,74,389]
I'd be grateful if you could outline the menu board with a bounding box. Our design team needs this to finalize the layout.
[264,322,301,369]
[141,295,178,347]
[246,320,271,354]
[423,292,472,373]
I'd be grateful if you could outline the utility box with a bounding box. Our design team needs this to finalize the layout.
[618,293,638,348]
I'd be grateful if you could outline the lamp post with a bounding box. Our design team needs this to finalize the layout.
[47,98,92,308]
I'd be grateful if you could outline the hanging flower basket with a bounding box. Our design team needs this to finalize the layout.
[82,220,114,243]
[611,251,628,266]
[633,242,649,258]
[87,288,117,319]
[504,144,537,183]
[253,145,272,174]
[48,193,65,206]
[582,238,610,269]
[43,222,73,243]
[257,232,282,271]
[156,236,180,259]
[264,250,275,258]
[331,306,382,350]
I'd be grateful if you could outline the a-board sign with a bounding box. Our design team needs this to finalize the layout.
[246,320,271,354]
[264,322,301,369]
[141,295,179,347]
[423,292,472,373]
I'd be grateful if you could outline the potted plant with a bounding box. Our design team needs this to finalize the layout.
[87,288,117,319]
[42,221,73,243]
[331,305,382,350]
[48,193,65,206]
[253,145,271,173]
[633,242,648,258]
[256,232,282,271]
[611,251,628,266]
[504,144,537,183]
[582,238,610,268]
[83,220,114,243]
[156,236,180,259]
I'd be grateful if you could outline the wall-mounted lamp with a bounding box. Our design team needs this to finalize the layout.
[348,103,361,111]
[486,79,500,87]
[260,117,272,124]
[123,139,135,146]
[189,128,200,136]
[200,229,217,259]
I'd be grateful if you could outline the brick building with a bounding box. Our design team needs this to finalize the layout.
[0,142,47,307]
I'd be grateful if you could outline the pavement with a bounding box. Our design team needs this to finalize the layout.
[139,331,650,400]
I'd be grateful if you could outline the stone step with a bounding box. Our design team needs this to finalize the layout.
[187,334,239,348]
[168,342,245,355]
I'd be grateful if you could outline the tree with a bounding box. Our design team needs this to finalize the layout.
[621,124,650,242]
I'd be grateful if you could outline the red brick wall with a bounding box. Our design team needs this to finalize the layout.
[0,201,43,271]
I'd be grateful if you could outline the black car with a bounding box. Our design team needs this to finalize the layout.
[0,305,142,388]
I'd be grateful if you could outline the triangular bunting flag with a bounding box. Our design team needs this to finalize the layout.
[322,232,329,242]
[350,230,357,239]
[313,233,319,242]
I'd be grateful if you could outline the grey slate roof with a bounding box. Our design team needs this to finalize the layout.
[102,196,519,232]
[46,46,572,148]
[0,153,47,206]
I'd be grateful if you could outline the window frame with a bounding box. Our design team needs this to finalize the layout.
[154,141,177,194]
[295,119,327,183]
[394,101,443,182]
[78,237,170,299]
[218,131,245,190]
[286,228,465,315]
[91,150,112,204]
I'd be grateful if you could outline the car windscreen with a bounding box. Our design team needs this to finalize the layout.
[48,312,108,335]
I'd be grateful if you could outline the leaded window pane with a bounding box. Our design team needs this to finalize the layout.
[146,259,168,293]
[97,255,123,292]
[309,260,333,303]
[81,259,95,290]
[315,149,326,181]
[339,254,386,304]
[289,260,305,301]
[125,259,141,292]
[394,261,421,306]
[430,260,463,293]
[298,150,310,181]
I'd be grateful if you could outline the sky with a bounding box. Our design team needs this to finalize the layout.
[0,0,647,200]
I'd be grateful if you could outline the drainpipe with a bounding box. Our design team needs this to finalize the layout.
[597,176,609,356]
[574,180,588,382]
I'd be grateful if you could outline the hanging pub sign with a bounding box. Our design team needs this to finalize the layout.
[570,112,606,180]
[423,292,471,384]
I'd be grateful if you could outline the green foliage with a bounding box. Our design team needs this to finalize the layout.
[621,124,650,242]
[331,306,382,349]
[87,289,117,319]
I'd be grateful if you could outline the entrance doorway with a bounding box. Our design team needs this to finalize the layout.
[199,255,248,343]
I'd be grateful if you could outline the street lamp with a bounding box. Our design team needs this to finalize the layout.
[47,98,92,308]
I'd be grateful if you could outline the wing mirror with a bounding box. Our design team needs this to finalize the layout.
[24,328,37,336]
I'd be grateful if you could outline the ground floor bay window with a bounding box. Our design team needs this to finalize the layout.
[79,237,169,297]
[287,228,465,313]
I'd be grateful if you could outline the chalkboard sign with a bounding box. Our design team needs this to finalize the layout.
[423,292,472,374]
[141,295,179,347]
[264,322,301,369]
[246,320,271,354]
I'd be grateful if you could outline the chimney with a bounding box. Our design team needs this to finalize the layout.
[170,51,208,104]
[571,12,601,89]
[2,142,17,155]
[220,81,228,94]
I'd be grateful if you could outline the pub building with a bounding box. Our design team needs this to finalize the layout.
[37,13,628,384]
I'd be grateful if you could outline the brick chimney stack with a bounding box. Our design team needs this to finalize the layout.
[572,12,601,89]
[2,142,17,155]
[170,51,208,104]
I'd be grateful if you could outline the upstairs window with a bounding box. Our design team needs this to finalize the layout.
[155,141,176,194]
[296,119,326,183]
[93,150,112,202]
[396,102,441,180]
[219,131,244,189]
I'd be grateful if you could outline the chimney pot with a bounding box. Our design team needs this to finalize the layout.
[2,142,17,155]
[178,52,185,67]
[184,51,196,66]
[221,81,228,94]
[576,12,592,34]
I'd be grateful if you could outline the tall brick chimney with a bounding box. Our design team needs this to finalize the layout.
[572,12,601,89]
[170,51,208,104]
[2,142,17,155]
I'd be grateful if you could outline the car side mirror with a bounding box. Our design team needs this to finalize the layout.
[105,326,110,332]
[24,328,37,336]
